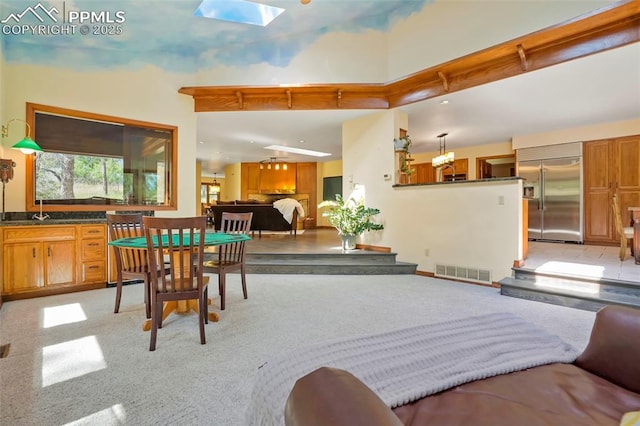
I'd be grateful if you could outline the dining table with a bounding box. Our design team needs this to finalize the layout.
[109,231,251,330]
[630,207,640,264]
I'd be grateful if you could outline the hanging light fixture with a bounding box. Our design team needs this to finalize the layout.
[211,173,221,194]
[1,118,43,155]
[260,157,288,171]
[432,132,455,167]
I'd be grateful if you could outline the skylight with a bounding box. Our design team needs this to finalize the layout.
[194,0,285,27]
[264,145,331,157]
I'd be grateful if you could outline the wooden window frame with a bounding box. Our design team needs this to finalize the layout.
[24,103,178,212]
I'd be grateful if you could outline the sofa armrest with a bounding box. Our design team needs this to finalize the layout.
[574,305,640,393]
[285,367,402,426]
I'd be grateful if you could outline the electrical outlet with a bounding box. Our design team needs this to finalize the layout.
[424,248,430,256]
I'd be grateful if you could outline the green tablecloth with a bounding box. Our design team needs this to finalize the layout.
[108,232,250,248]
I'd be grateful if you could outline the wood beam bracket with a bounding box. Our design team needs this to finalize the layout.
[286,89,292,109]
[437,71,449,92]
[337,89,342,108]
[236,91,244,109]
[517,44,529,71]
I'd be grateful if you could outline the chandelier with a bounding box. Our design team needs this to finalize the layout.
[432,132,455,167]
[259,157,288,170]
[211,172,221,194]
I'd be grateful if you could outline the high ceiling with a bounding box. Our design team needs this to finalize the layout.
[1,0,638,175]
[196,41,640,175]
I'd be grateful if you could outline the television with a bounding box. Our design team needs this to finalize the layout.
[322,176,342,201]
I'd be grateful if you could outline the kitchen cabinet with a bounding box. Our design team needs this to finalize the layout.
[296,162,317,228]
[79,225,107,284]
[2,226,76,292]
[1,223,107,299]
[584,135,640,243]
[411,159,468,184]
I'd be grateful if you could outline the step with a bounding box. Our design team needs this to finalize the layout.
[246,251,399,265]
[499,269,640,311]
[245,260,418,275]
[204,251,417,275]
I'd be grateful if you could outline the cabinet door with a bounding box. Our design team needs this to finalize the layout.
[3,243,44,291]
[241,163,261,199]
[584,140,615,242]
[616,136,640,223]
[45,240,76,286]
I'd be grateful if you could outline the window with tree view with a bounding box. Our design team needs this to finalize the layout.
[26,104,176,211]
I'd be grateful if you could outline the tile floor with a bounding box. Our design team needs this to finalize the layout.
[242,228,640,283]
[524,241,640,283]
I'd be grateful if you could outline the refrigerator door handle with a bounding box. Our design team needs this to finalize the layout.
[540,167,545,211]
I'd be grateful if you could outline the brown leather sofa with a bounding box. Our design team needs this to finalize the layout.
[285,305,640,426]
[208,202,297,236]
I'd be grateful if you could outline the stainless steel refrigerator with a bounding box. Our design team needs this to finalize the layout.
[520,157,583,242]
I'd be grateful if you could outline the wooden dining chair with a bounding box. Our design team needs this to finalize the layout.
[612,194,634,261]
[107,213,170,318]
[143,216,209,351]
[204,212,253,310]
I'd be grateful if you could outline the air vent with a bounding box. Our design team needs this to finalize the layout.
[435,264,492,285]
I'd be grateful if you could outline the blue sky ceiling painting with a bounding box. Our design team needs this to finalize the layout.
[0,0,428,72]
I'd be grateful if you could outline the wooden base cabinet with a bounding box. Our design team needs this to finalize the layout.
[1,223,107,299]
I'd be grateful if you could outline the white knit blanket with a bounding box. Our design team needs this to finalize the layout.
[246,312,579,426]
[273,198,305,223]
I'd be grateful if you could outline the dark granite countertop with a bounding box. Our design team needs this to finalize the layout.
[0,218,106,226]
[392,176,522,188]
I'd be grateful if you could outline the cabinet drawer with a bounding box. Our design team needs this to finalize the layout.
[3,226,75,243]
[82,260,106,283]
[80,225,106,239]
[81,239,106,260]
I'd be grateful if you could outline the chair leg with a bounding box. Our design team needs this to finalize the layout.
[219,273,226,310]
[620,237,627,261]
[203,287,209,325]
[150,297,158,351]
[199,295,206,345]
[114,275,123,314]
[241,265,248,300]
[144,276,151,319]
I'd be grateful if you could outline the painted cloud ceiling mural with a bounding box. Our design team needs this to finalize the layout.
[1,0,429,71]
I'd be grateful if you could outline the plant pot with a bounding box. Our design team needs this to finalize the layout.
[341,234,357,251]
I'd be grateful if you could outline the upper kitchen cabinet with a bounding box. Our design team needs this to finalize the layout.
[584,135,640,244]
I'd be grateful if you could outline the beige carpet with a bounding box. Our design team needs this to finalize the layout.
[0,274,596,425]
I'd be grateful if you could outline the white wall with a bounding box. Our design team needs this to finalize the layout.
[1,64,198,216]
[513,118,640,149]
[386,0,614,80]
[342,111,522,281]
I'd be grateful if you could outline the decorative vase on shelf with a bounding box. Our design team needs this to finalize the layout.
[341,234,357,251]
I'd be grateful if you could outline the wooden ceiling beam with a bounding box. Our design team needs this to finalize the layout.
[179,1,640,112]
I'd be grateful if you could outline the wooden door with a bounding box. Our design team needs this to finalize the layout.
[45,240,76,286]
[584,139,615,242]
[3,242,44,291]
[615,135,640,227]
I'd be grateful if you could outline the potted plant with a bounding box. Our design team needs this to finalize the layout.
[318,194,384,250]
[394,135,414,174]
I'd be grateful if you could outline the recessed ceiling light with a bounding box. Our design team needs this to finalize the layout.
[299,140,305,143]
[199,141,204,144]
[249,140,255,144]
[440,100,449,104]
[264,145,330,157]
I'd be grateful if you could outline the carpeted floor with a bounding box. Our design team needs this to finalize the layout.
[0,274,596,425]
